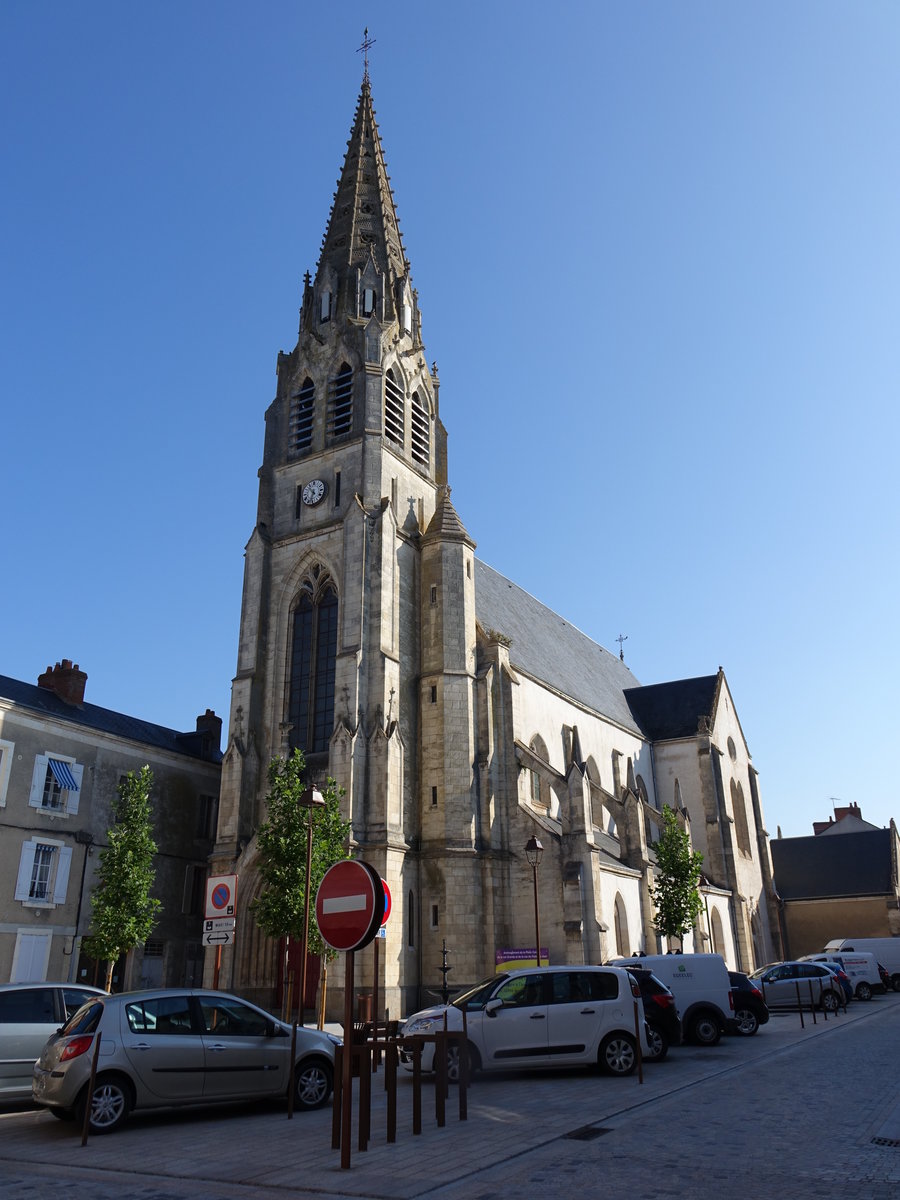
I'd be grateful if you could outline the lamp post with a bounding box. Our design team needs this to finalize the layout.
[525,836,543,967]
[298,784,325,1026]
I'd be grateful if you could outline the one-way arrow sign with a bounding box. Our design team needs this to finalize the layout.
[202,930,235,947]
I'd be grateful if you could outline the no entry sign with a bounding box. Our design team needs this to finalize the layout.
[316,860,385,953]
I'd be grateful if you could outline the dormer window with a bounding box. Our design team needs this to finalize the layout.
[319,292,332,323]
[362,288,376,318]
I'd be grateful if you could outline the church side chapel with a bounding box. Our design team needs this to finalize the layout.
[207,59,779,1018]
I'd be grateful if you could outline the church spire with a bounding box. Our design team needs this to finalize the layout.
[315,78,409,290]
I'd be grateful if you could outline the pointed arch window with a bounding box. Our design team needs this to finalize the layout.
[384,369,404,447]
[411,390,430,467]
[328,363,353,439]
[289,378,315,455]
[731,778,752,857]
[288,570,338,757]
[362,288,376,318]
[613,894,629,958]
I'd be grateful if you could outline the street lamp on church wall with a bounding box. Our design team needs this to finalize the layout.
[298,784,325,1026]
[525,836,543,968]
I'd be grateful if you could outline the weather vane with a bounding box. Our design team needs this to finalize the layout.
[358,27,376,84]
[616,634,628,662]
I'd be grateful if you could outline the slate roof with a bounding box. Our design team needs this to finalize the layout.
[622,675,720,741]
[473,560,643,733]
[0,674,222,764]
[771,829,894,899]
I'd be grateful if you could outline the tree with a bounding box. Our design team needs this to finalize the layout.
[649,804,704,948]
[251,749,351,1012]
[82,765,161,991]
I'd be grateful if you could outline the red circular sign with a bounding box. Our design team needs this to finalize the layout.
[380,878,391,926]
[316,860,385,953]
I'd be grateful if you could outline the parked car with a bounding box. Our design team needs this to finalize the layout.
[726,972,769,1036]
[32,989,339,1132]
[608,954,736,1046]
[0,982,107,1102]
[399,966,652,1081]
[808,960,853,1004]
[748,962,844,1012]
[621,966,680,1060]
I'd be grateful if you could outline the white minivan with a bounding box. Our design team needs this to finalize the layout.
[801,952,884,1000]
[399,965,652,1080]
[608,954,736,1045]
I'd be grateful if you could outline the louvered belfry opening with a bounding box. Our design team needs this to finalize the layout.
[411,390,430,467]
[328,363,353,439]
[289,377,315,455]
[384,368,404,446]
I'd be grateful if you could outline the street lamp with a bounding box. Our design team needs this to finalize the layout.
[298,784,326,1026]
[525,836,543,967]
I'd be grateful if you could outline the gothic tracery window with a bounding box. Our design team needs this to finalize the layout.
[288,568,338,757]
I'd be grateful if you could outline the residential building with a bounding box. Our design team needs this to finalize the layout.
[0,660,222,987]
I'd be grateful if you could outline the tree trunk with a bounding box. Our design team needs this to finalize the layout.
[318,959,328,1030]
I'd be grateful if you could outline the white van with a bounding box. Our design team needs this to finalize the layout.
[608,954,735,1046]
[824,938,900,991]
[800,952,883,1000]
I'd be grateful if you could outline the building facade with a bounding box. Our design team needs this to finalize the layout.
[771,804,900,957]
[208,76,780,1017]
[0,661,222,988]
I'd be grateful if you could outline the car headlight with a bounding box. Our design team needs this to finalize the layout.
[403,1017,435,1035]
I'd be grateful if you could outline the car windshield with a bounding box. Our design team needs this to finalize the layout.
[452,975,509,1012]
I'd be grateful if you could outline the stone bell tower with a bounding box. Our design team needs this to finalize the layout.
[208,69,454,1016]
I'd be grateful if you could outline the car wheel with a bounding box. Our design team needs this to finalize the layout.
[598,1033,637,1076]
[855,982,873,1002]
[644,1025,668,1062]
[821,989,840,1013]
[446,1042,477,1084]
[688,1012,721,1046]
[733,1007,759,1037]
[294,1059,333,1110]
[77,1074,133,1134]
[892,975,900,993]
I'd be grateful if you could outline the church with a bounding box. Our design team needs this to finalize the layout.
[207,69,780,1018]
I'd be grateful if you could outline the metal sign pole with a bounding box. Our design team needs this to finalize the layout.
[341,950,354,1169]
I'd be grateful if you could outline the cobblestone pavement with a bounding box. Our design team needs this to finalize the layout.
[1,995,898,1200]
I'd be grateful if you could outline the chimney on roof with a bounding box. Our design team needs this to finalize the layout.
[37,659,87,707]
[812,815,835,836]
[196,709,222,754]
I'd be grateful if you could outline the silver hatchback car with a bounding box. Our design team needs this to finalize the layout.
[32,989,339,1132]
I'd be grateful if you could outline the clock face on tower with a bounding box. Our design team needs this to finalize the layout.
[302,479,327,507]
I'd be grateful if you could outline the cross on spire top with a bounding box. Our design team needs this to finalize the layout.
[358,27,376,84]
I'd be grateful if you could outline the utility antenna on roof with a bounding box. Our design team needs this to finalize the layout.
[616,634,628,662]
[358,27,376,84]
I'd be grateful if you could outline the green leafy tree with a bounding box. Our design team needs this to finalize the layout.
[251,750,351,1010]
[82,765,161,991]
[649,804,704,948]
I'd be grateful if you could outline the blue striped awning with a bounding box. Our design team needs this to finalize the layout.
[48,758,79,791]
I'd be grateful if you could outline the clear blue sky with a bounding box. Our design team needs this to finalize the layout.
[2,3,897,839]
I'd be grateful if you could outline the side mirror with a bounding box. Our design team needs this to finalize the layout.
[484,998,503,1018]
